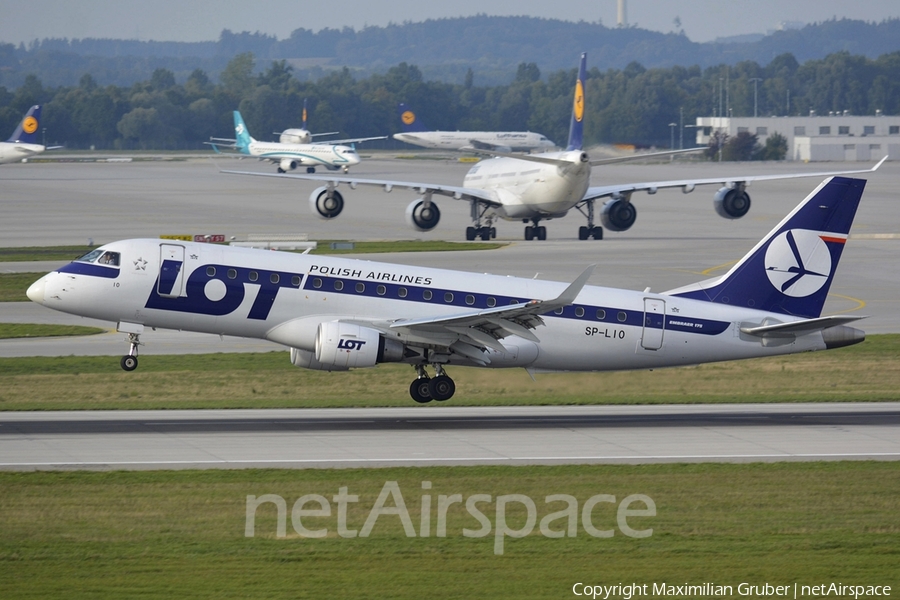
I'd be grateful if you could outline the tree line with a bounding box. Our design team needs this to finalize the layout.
[1,50,898,151]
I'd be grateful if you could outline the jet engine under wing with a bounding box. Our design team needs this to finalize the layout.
[219,168,502,207]
[580,156,888,203]
[386,265,596,356]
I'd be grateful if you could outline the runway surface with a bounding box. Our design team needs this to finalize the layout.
[1,403,898,470]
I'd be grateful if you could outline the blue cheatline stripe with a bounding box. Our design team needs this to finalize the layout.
[303,274,729,335]
[58,262,119,279]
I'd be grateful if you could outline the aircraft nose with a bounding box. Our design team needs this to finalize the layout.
[26,275,47,304]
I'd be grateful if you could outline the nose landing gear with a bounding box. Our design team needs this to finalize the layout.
[120,333,141,371]
[409,364,456,403]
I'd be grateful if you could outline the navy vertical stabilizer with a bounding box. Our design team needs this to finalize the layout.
[668,176,866,318]
[7,105,42,144]
[565,53,587,151]
[398,103,429,133]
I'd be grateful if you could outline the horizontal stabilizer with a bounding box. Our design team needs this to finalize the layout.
[740,315,867,337]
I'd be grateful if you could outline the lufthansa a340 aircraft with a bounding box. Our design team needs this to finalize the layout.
[224,53,884,242]
[28,174,869,403]
[209,111,363,174]
[0,105,61,165]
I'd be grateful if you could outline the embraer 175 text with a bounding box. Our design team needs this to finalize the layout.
[0,105,60,165]
[208,111,363,174]
[28,175,869,403]
[224,53,885,241]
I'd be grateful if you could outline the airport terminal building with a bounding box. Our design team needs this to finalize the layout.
[694,114,900,161]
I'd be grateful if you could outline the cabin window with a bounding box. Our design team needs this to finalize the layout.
[334,280,344,291]
[596,309,606,320]
[270,274,280,284]
[575,307,585,318]
[487,297,496,307]
[249,271,258,282]
[554,307,564,315]
[355,282,365,293]
[423,290,433,301]
[398,287,408,298]
[312,278,322,289]
[377,285,386,296]
[444,292,454,303]
[227,269,237,280]
[206,267,216,277]
[465,294,475,305]
[617,311,627,322]
[292,276,301,287]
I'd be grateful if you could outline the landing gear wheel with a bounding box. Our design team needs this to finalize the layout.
[524,226,534,241]
[579,226,589,240]
[466,226,476,241]
[306,167,316,173]
[120,355,138,371]
[479,227,492,241]
[591,226,603,240]
[536,226,547,241]
[277,168,286,174]
[428,375,456,401]
[410,378,432,403]
[490,227,497,239]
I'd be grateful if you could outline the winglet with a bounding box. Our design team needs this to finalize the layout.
[543,264,595,310]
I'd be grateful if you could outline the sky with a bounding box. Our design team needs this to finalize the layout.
[0,0,898,45]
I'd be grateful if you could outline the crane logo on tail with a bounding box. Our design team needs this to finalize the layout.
[573,80,584,123]
[401,111,416,126]
[764,229,838,297]
[23,116,38,134]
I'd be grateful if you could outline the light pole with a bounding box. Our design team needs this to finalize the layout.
[748,77,762,117]
[668,122,676,151]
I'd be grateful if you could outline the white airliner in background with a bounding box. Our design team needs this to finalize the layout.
[275,98,387,147]
[209,111,363,174]
[393,102,556,153]
[28,174,869,403]
[224,53,885,242]
[0,105,61,165]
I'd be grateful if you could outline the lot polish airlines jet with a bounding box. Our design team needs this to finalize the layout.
[208,111,362,174]
[28,175,869,403]
[392,102,556,152]
[0,106,60,165]
[224,54,884,242]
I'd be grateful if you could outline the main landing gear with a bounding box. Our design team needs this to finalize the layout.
[466,226,496,241]
[466,200,497,241]
[575,198,603,240]
[120,333,141,371]
[524,217,547,241]
[409,364,456,403]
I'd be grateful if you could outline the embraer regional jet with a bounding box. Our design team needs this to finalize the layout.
[224,53,884,241]
[209,111,362,174]
[28,175,869,403]
[0,105,60,164]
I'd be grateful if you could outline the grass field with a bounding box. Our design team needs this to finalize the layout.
[0,334,898,410]
[0,323,106,339]
[0,463,897,598]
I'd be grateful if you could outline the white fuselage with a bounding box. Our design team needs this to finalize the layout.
[28,239,829,373]
[463,151,592,220]
[0,141,46,164]
[394,131,555,152]
[246,141,360,170]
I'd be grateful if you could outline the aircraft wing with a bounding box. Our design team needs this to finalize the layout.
[379,266,596,362]
[311,135,388,145]
[581,156,887,202]
[219,168,503,207]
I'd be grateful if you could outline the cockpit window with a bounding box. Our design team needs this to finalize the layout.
[76,249,105,263]
[75,249,120,266]
[98,252,120,266]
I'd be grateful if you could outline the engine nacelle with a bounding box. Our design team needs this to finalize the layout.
[279,128,312,144]
[280,158,298,172]
[314,322,405,369]
[309,186,344,219]
[714,186,751,219]
[290,347,349,371]
[600,198,638,232]
[405,198,441,231]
